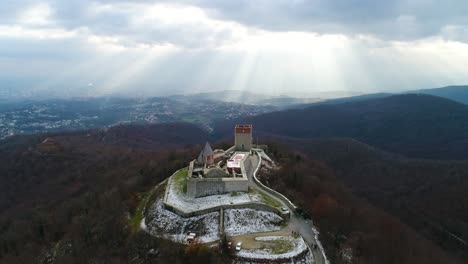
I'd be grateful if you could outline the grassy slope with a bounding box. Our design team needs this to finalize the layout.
[173,168,189,194]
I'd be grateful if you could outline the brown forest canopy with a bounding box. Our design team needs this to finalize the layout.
[0,120,467,263]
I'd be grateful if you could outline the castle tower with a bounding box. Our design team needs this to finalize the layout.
[235,124,252,151]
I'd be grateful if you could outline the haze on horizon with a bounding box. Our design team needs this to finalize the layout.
[1,0,468,100]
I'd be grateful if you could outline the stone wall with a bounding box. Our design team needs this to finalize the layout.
[224,179,248,193]
[187,148,251,198]
[235,132,252,151]
[188,178,225,197]
[187,177,248,198]
[233,246,309,263]
[163,200,284,219]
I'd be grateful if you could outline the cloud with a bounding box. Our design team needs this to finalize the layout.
[0,0,467,99]
[3,0,467,49]
[88,2,249,49]
[18,3,54,26]
[171,0,468,41]
[0,25,76,39]
[440,25,468,43]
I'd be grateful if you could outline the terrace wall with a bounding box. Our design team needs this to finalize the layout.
[163,200,284,220]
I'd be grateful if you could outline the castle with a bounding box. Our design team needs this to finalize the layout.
[187,124,253,198]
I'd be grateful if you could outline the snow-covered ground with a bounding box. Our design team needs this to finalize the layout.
[312,226,330,264]
[237,236,308,260]
[224,209,283,236]
[255,149,273,163]
[165,177,263,213]
[259,158,280,175]
[233,251,312,264]
[145,199,220,243]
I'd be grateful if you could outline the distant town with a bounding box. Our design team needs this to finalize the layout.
[0,97,275,139]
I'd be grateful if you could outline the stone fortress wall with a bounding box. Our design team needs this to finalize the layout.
[186,124,254,198]
[187,178,249,198]
[164,151,290,220]
[187,151,250,198]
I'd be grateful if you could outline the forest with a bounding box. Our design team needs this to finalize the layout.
[0,122,466,263]
[0,123,227,263]
[259,141,464,263]
[282,137,468,261]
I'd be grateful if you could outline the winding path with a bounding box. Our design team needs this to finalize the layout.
[246,151,327,264]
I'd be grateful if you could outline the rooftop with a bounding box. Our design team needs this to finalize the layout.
[227,153,247,169]
[197,142,214,163]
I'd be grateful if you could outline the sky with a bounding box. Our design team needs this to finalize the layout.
[1,0,468,99]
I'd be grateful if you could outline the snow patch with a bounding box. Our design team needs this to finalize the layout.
[145,199,220,243]
[237,236,308,260]
[140,217,148,231]
[233,251,312,264]
[312,225,330,264]
[257,150,273,163]
[255,235,289,241]
[224,209,283,236]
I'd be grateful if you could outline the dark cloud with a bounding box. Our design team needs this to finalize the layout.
[176,0,468,40]
[2,0,467,45]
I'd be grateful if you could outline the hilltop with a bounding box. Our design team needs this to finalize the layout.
[1,123,463,263]
[415,85,468,105]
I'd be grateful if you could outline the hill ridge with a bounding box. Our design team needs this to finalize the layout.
[214,93,468,160]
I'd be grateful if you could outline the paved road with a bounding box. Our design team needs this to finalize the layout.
[246,153,326,264]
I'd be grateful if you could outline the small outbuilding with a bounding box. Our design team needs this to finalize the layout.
[198,142,214,166]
